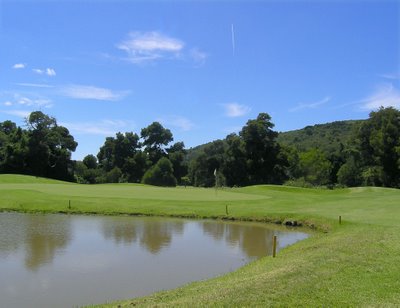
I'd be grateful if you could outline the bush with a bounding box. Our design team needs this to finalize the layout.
[142,157,177,187]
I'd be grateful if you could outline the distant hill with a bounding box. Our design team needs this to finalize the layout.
[186,120,365,164]
[277,120,364,154]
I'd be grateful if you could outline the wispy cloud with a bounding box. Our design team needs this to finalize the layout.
[33,68,56,76]
[12,63,26,69]
[289,96,331,112]
[2,93,53,108]
[158,115,195,131]
[190,48,208,66]
[117,31,186,64]
[61,119,133,136]
[60,85,128,101]
[1,109,31,118]
[361,83,400,110]
[222,103,251,117]
[15,83,54,88]
[379,73,400,80]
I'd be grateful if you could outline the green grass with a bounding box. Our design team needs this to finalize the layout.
[1,174,399,307]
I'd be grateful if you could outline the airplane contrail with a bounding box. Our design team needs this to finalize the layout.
[231,23,235,56]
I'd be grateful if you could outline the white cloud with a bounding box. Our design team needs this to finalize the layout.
[361,83,400,110]
[12,63,26,69]
[117,31,184,64]
[289,96,331,112]
[61,120,133,136]
[61,85,127,101]
[33,68,44,74]
[13,95,53,108]
[1,110,31,118]
[32,67,56,76]
[222,103,251,117]
[15,83,54,88]
[46,68,56,76]
[159,115,195,131]
[190,48,208,66]
[4,101,12,106]
[379,73,400,80]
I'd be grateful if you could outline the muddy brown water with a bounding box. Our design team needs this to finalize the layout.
[0,212,308,307]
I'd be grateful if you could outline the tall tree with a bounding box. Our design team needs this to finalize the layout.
[357,107,400,187]
[223,133,248,186]
[239,113,280,184]
[167,142,187,184]
[25,111,77,180]
[141,122,173,164]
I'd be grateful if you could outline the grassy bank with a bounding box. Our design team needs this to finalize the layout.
[1,174,399,306]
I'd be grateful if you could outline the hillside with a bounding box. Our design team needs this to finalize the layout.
[277,120,364,153]
[187,120,365,162]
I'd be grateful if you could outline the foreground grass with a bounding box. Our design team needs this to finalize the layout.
[1,174,399,306]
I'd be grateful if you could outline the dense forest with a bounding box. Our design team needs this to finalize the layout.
[1,107,400,188]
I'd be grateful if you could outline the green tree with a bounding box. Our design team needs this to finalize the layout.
[337,157,362,187]
[25,111,77,181]
[97,132,143,182]
[299,148,332,186]
[239,113,280,184]
[0,121,28,174]
[141,122,173,164]
[223,133,248,186]
[167,142,187,184]
[83,154,98,169]
[357,107,400,187]
[142,157,177,187]
[188,140,226,187]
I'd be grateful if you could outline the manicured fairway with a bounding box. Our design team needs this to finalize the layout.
[1,174,399,307]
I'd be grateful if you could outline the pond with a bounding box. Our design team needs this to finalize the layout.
[0,212,308,307]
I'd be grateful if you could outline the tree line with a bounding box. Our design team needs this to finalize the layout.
[1,107,399,188]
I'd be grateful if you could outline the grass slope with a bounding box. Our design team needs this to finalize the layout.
[0,174,399,307]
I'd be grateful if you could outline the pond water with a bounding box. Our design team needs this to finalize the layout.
[0,212,308,307]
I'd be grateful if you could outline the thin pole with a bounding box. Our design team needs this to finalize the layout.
[272,235,277,258]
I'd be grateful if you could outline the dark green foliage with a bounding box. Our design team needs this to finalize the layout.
[357,107,400,187]
[142,157,177,187]
[277,120,363,154]
[0,111,77,181]
[298,149,332,185]
[337,157,362,187]
[167,142,187,184]
[97,132,145,182]
[240,113,280,184]
[223,133,248,186]
[141,122,173,164]
[188,140,226,187]
[83,154,98,169]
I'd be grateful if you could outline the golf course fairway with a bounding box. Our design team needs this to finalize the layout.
[0,174,399,307]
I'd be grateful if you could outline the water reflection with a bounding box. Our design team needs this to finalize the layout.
[0,213,308,308]
[102,217,184,254]
[24,216,71,270]
[201,221,275,257]
[0,213,71,271]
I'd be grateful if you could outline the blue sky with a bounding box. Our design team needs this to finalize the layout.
[1,0,399,160]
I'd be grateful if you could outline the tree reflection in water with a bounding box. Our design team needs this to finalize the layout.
[201,221,275,257]
[102,217,184,254]
[0,213,71,271]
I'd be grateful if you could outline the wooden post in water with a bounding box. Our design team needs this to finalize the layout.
[272,235,277,258]
[339,215,342,225]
